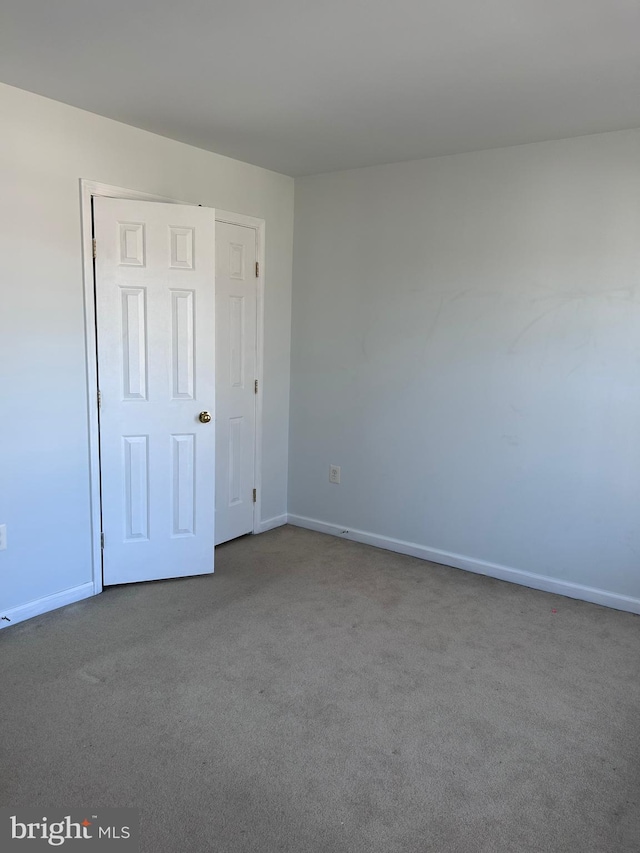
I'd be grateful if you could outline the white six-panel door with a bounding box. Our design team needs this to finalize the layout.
[215,222,257,545]
[94,198,216,585]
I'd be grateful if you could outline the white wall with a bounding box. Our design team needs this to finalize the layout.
[0,83,294,622]
[290,129,640,611]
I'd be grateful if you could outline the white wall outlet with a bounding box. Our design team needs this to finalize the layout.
[329,465,341,484]
[0,525,6,551]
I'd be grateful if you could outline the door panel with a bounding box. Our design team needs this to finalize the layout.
[215,222,257,545]
[94,197,216,585]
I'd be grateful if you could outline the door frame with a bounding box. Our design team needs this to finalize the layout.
[80,179,266,595]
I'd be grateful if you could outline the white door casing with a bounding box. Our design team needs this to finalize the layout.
[94,197,216,585]
[215,222,258,545]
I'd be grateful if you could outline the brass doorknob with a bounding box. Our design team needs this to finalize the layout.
[199,411,212,423]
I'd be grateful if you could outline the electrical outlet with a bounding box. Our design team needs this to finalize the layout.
[329,465,341,485]
[0,525,6,551]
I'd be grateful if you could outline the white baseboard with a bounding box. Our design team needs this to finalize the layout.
[0,582,96,630]
[287,514,640,615]
[257,514,289,534]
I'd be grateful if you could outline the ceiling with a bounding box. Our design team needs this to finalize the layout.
[1,0,639,176]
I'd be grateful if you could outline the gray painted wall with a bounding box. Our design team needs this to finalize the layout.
[289,129,640,607]
[0,83,294,619]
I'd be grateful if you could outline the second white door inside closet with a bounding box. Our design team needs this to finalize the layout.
[215,221,258,545]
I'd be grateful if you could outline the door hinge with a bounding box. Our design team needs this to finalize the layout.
[100,532,104,549]
[252,488,257,503]
[255,261,259,278]
[92,238,97,260]
[254,379,258,394]
[97,390,102,409]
